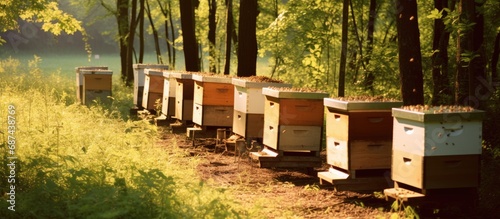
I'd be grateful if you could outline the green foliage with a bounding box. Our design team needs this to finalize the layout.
[0,0,83,44]
[0,57,246,218]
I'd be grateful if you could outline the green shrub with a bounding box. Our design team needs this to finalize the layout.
[0,57,245,218]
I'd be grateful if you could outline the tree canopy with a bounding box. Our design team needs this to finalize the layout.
[0,0,83,44]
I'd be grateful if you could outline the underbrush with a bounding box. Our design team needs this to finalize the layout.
[0,57,249,218]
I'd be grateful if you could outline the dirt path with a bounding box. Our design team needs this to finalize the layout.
[158,127,485,219]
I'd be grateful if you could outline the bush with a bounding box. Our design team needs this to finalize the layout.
[0,57,245,218]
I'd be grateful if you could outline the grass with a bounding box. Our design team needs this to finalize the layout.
[0,56,255,218]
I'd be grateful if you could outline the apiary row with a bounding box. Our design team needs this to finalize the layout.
[78,64,485,195]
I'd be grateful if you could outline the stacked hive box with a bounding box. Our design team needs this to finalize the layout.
[133,64,169,109]
[232,78,292,140]
[160,71,177,118]
[192,74,234,127]
[323,98,402,178]
[170,72,194,122]
[262,88,328,153]
[81,69,113,106]
[142,69,165,111]
[75,66,108,104]
[391,107,484,191]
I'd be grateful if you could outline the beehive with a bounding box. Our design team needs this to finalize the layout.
[262,88,328,152]
[142,69,165,110]
[81,69,112,106]
[232,78,291,139]
[76,66,108,104]
[161,71,177,118]
[133,64,169,109]
[170,72,194,121]
[324,98,402,172]
[391,107,484,189]
[192,74,234,127]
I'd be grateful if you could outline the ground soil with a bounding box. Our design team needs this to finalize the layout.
[157,125,487,219]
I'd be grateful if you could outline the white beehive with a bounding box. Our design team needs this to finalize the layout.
[161,71,177,117]
[142,69,165,110]
[170,72,194,121]
[392,108,484,156]
[133,64,168,108]
[391,107,485,190]
[231,78,291,139]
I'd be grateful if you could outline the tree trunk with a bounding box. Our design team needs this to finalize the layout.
[138,0,145,63]
[180,0,200,71]
[431,0,452,105]
[492,31,500,87]
[146,0,162,63]
[125,0,138,86]
[208,0,217,73]
[363,0,376,93]
[223,0,233,75]
[236,0,258,77]
[455,0,487,108]
[168,1,176,69]
[395,0,424,105]
[338,0,348,97]
[116,0,129,84]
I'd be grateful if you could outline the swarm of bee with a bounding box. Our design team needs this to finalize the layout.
[401,105,476,113]
[238,75,284,83]
[266,86,326,93]
[334,95,400,102]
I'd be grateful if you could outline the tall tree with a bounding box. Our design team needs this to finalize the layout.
[180,0,200,71]
[208,0,217,73]
[362,0,377,93]
[395,0,424,105]
[223,0,234,75]
[492,31,500,88]
[146,0,163,63]
[237,0,258,77]
[158,0,176,68]
[455,0,487,108]
[338,0,348,97]
[113,0,131,84]
[125,0,139,85]
[431,0,452,105]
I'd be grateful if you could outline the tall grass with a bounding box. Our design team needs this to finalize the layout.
[0,56,251,218]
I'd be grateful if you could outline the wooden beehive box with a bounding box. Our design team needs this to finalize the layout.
[142,69,165,111]
[192,74,234,127]
[81,69,113,106]
[133,64,169,108]
[391,106,484,190]
[170,72,194,121]
[161,71,177,118]
[262,87,328,152]
[76,66,108,104]
[324,98,402,172]
[232,77,292,139]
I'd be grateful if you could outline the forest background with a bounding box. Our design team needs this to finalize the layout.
[1,0,500,217]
